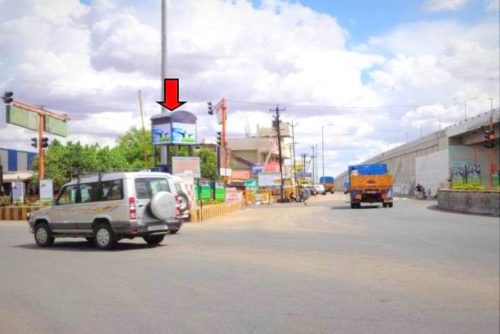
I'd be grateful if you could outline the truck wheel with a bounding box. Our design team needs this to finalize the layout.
[383,203,387,208]
[350,203,356,209]
[389,203,393,208]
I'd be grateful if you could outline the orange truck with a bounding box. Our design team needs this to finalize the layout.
[349,164,393,209]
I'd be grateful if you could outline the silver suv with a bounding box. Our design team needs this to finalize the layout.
[28,172,181,249]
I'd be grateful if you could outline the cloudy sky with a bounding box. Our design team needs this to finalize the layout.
[0,0,498,176]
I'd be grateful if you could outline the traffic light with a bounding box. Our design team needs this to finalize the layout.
[41,137,49,148]
[484,132,496,148]
[208,102,214,115]
[31,137,37,148]
[481,126,496,148]
[216,131,222,146]
[1,92,13,104]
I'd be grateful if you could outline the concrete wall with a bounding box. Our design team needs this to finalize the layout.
[416,149,449,197]
[335,130,447,196]
[438,190,500,216]
[335,109,499,196]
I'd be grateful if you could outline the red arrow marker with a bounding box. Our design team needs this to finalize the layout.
[157,78,187,111]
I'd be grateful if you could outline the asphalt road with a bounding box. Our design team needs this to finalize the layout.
[0,195,498,334]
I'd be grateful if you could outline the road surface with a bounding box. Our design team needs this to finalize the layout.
[0,194,498,333]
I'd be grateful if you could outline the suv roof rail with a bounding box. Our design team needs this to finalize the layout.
[69,167,169,182]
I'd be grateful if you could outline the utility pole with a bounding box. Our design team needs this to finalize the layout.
[138,90,148,169]
[461,100,465,121]
[290,121,298,194]
[488,97,494,186]
[161,0,167,87]
[310,145,316,184]
[321,124,333,183]
[270,105,286,202]
[160,0,168,165]
[301,153,307,173]
[38,111,45,179]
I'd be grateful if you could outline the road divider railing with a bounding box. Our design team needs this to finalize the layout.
[190,201,241,222]
[0,206,45,221]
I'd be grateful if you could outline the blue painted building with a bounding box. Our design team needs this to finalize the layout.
[0,148,37,197]
[0,148,37,172]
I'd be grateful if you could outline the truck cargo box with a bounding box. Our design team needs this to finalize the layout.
[350,174,393,190]
[348,164,388,176]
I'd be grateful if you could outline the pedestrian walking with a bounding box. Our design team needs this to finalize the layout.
[301,186,310,206]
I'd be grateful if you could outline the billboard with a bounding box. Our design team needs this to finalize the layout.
[172,157,201,178]
[152,123,171,145]
[258,172,281,187]
[6,105,38,131]
[39,179,54,204]
[171,122,196,144]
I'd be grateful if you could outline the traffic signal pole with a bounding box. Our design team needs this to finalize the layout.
[38,113,46,180]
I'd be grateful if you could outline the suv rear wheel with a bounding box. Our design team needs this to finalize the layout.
[143,235,165,246]
[34,222,54,247]
[93,223,117,250]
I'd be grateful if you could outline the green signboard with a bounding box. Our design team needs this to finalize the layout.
[6,105,38,131]
[215,182,225,202]
[46,116,68,137]
[195,180,212,202]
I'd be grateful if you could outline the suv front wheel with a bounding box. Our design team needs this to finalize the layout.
[34,223,54,247]
[93,223,117,250]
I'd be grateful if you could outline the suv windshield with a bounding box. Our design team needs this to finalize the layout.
[134,178,170,199]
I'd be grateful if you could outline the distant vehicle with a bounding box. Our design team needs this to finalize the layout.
[319,176,335,194]
[172,175,192,224]
[298,180,316,196]
[28,172,182,249]
[348,164,393,209]
[314,184,326,195]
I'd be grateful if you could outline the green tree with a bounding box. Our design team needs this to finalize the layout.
[196,147,218,180]
[115,127,153,169]
[39,139,129,190]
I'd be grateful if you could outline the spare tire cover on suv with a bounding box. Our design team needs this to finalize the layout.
[150,191,176,220]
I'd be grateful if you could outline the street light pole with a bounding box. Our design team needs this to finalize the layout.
[270,105,286,202]
[321,124,333,183]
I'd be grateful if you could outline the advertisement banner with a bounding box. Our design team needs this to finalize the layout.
[172,157,201,178]
[225,187,240,202]
[152,123,171,145]
[258,172,281,187]
[171,122,196,144]
[231,170,250,180]
[39,179,54,204]
[12,181,24,204]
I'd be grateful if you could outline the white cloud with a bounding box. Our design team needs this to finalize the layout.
[0,0,498,177]
[423,0,470,12]
[486,0,499,11]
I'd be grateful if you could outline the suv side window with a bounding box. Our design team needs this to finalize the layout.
[57,185,78,205]
[101,180,123,201]
[79,183,100,203]
[135,178,170,199]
